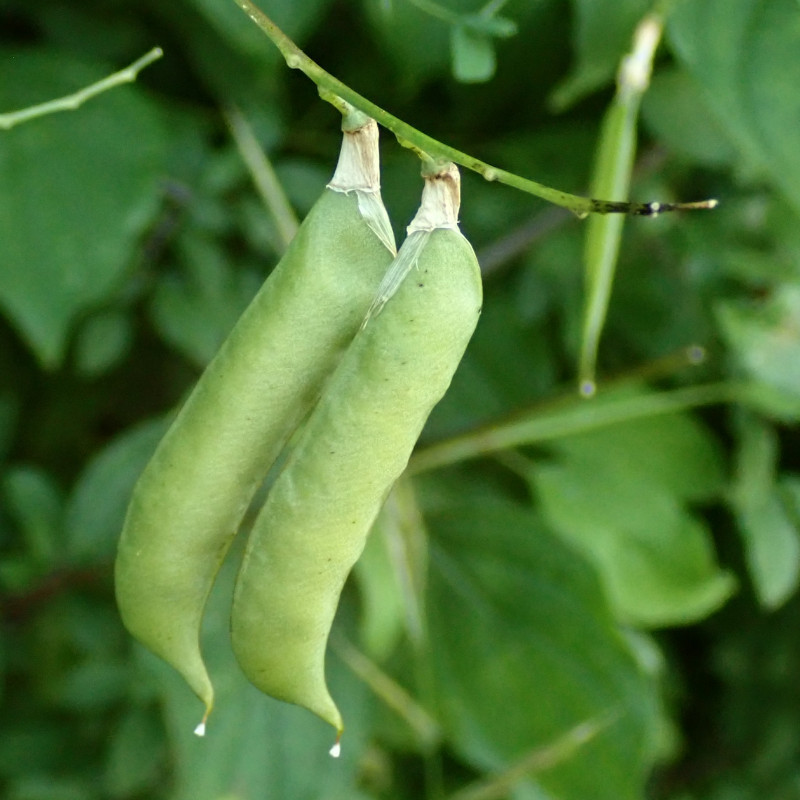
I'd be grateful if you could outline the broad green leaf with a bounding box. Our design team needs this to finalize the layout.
[426,497,663,800]
[551,0,651,110]
[732,419,800,609]
[73,309,134,377]
[0,722,74,783]
[451,25,497,84]
[355,477,428,661]
[0,49,168,368]
[183,0,282,60]
[53,659,129,713]
[187,0,336,57]
[3,776,98,800]
[365,0,547,88]
[545,408,726,503]
[523,407,733,626]
[716,284,800,401]
[364,0,453,83]
[354,509,409,661]
[731,414,778,515]
[0,393,17,463]
[1,465,63,565]
[668,0,800,216]
[104,708,165,798]
[531,460,735,627]
[641,68,737,168]
[739,493,800,609]
[64,417,169,564]
[149,233,262,368]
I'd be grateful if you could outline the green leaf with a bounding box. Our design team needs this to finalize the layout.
[544,406,726,503]
[731,414,777,514]
[1,465,63,566]
[641,68,738,168]
[3,776,98,800]
[0,49,168,368]
[354,515,407,661]
[668,0,800,216]
[716,284,800,401]
[525,407,734,626]
[531,461,735,627]
[186,0,336,56]
[72,309,134,377]
[0,393,18,464]
[64,417,169,565]
[54,659,129,713]
[732,418,800,609]
[739,493,800,609]
[183,0,282,60]
[451,24,497,84]
[426,497,663,800]
[103,708,165,798]
[149,233,262,368]
[364,0,454,84]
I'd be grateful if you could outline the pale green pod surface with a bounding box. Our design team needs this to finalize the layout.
[231,163,482,735]
[114,119,395,728]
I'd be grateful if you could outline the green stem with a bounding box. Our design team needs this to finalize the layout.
[383,478,445,799]
[480,0,512,16]
[0,47,163,131]
[409,381,746,475]
[406,0,462,25]
[223,104,300,252]
[330,634,442,750]
[231,0,716,217]
[446,715,612,800]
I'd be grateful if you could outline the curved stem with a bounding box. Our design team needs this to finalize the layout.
[231,0,716,217]
[480,0,512,16]
[408,380,744,476]
[0,47,163,131]
[406,0,462,25]
[223,104,300,252]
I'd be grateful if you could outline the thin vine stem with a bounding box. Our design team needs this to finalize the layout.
[231,0,716,217]
[480,0,513,17]
[223,103,300,252]
[445,715,612,800]
[0,47,163,131]
[406,0,462,25]
[408,380,746,475]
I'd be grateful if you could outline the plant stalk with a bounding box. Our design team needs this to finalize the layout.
[231,0,716,217]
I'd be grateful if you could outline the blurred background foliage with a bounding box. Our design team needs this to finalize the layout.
[2,0,800,798]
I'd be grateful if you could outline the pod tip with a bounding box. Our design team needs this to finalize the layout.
[193,704,211,737]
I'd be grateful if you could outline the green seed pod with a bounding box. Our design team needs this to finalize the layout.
[579,14,661,395]
[231,163,482,738]
[115,118,395,732]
